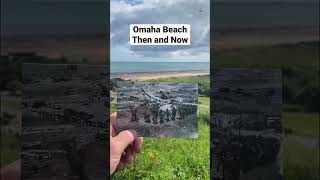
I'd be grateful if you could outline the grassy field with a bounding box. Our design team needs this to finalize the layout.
[149,76,209,83]
[213,42,319,68]
[199,96,210,105]
[112,112,210,180]
[284,141,319,180]
[0,134,20,168]
[283,112,319,138]
[149,75,210,96]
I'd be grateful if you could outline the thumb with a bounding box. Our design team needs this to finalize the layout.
[113,130,137,152]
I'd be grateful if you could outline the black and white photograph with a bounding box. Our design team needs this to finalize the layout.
[116,81,198,138]
[211,68,282,180]
[21,64,109,180]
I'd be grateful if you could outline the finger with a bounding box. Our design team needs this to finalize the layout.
[110,124,114,137]
[0,160,21,180]
[110,112,117,127]
[132,137,143,153]
[119,154,126,164]
[110,112,117,137]
[113,130,136,153]
[124,148,133,165]
[119,150,129,165]
[110,124,116,137]
[117,161,124,170]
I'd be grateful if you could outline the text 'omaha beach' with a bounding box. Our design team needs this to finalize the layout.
[132,25,188,33]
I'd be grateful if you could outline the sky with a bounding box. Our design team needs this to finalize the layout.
[110,0,210,62]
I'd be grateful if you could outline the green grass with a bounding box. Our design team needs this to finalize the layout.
[283,112,319,138]
[199,96,210,106]
[0,133,20,168]
[148,75,210,96]
[149,75,209,84]
[198,96,210,125]
[111,103,117,114]
[112,109,210,180]
[213,42,319,69]
[284,141,319,180]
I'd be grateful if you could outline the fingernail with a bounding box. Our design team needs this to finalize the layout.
[128,129,138,138]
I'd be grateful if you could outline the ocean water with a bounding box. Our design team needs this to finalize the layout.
[111,62,209,74]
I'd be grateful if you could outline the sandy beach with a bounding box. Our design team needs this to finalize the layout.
[111,70,209,80]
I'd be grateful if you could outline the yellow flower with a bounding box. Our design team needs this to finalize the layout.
[148,150,157,159]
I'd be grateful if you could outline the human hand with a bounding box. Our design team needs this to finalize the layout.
[110,112,143,175]
[0,160,20,180]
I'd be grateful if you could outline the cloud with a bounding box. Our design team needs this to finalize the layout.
[111,0,210,61]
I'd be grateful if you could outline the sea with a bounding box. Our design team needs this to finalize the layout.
[111,62,209,74]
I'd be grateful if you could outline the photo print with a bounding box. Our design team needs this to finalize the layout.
[211,68,282,180]
[116,81,198,138]
[22,64,109,180]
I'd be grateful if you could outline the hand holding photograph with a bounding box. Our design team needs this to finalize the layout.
[116,81,198,138]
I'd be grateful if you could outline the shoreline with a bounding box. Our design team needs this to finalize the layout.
[111,70,209,80]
